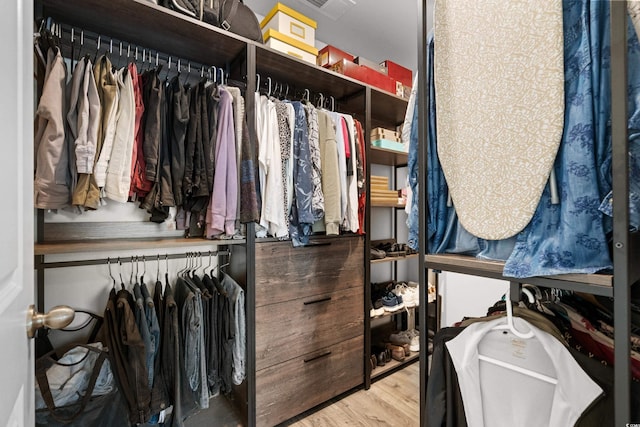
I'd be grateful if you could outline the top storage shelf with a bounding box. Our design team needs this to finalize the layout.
[42,0,248,66]
[42,0,409,124]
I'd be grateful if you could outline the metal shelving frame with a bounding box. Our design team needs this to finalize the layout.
[418,1,634,425]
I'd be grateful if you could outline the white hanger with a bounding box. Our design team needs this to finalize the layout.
[491,287,535,339]
[478,287,558,385]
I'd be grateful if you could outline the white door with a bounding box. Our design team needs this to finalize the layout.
[0,0,34,426]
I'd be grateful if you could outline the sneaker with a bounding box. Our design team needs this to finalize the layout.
[370,306,385,317]
[395,282,418,308]
[406,281,420,306]
[393,329,420,352]
[381,291,404,312]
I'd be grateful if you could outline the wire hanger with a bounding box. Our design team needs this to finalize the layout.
[117,257,125,290]
[107,257,116,289]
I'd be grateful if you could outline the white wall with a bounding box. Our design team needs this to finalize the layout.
[437,272,508,326]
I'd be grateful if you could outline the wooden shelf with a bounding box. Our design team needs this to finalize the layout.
[426,254,614,297]
[370,305,417,320]
[371,351,419,380]
[370,87,409,128]
[256,45,366,106]
[369,146,408,166]
[35,237,246,256]
[42,0,248,66]
[371,254,419,264]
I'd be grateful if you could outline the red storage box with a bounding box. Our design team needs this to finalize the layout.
[331,59,397,95]
[317,45,354,68]
[380,60,413,87]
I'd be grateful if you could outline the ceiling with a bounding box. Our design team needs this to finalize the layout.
[244,0,427,73]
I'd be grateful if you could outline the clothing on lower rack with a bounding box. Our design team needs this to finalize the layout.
[428,302,640,427]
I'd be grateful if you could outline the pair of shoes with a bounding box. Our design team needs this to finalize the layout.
[394,282,419,308]
[385,343,406,362]
[399,243,418,255]
[382,291,404,312]
[390,329,420,352]
[385,243,406,257]
[370,247,386,259]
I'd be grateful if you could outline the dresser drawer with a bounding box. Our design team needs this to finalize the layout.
[256,335,364,427]
[256,286,363,370]
[255,236,364,307]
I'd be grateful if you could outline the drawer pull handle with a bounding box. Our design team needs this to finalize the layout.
[303,296,332,305]
[304,351,332,363]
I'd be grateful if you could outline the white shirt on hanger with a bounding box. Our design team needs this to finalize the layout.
[446,316,602,427]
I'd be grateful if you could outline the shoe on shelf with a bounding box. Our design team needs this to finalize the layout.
[389,332,412,346]
[370,306,385,317]
[369,300,385,317]
[393,329,420,352]
[387,341,410,357]
[381,291,404,312]
[385,343,406,362]
[376,352,386,367]
[370,247,386,259]
[370,354,377,371]
[394,282,418,308]
[406,281,420,306]
[427,281,436,303]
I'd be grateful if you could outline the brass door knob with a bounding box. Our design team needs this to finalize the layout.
[26,305,75,338]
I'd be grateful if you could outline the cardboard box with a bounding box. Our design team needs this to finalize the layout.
[331,59,397,94]
[261,2,317,47]
[264,29,318,64]
[380,60,413,87]
[317,45,354,68]
[371,127,401,142]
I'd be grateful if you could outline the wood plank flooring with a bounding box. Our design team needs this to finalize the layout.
[282,362,419,427]
[184,362,420,427]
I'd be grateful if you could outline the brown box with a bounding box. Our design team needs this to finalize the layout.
[317,45,354,68]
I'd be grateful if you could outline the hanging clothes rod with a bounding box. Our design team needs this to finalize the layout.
[40,18,230,83]
[35,250,230,269]
[255,72,337,110]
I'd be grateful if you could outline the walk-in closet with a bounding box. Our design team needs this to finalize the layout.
[1,0,638,426]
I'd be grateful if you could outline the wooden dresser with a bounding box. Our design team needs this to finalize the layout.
[254,236,364,426]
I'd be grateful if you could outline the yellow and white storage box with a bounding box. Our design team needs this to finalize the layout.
[261,2,317,46]
[263,28,318,64]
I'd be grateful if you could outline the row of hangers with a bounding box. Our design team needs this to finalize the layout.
[256,74,337,111]
[106,251,230,291]
[37,18,230,86]
[39,18,340,111]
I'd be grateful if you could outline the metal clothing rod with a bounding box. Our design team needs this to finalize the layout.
[43,19,229,82]
[35,250,230,269]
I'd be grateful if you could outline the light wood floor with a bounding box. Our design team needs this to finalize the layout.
[185,362,420,427]
[282,362,420,427]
